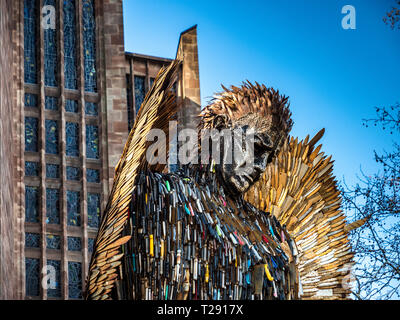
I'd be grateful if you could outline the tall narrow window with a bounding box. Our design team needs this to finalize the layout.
[66,122,79,157]
[46,188,60,224]
[68,262,82,299]
[134,76,145,114]
[88,193,100,228]
[24,0,38,84]
[86,125,99,159]
[44,0,58,87]
[126,74,134,131]
[67,191,81,226]
[25,258,40,297]
[25,186,39,223]
[45,120,59,155]
[88,238,94,253]
[64,0,77,90]
[25,117,38,153]
[82,0,97,92]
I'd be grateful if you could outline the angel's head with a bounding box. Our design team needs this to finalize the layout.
[200,82,293,196]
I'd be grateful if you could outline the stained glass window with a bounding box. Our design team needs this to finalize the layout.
[64,0,77,90]
[88,193,100,228]
[46,234,61,250]
[46,164,60,179]
[25,93,38,108]
[25,186,39,223]
[65,99,78,113]
[45,120,59,155]
[66,122,79,157]
[67,191,81,226]
[67,237,82,251]
[134,76,145,114]
[66,166,80,181]
[126,75,134,131]
[25,258,40,297]
[25,161,39,176]
[25,233,40,248]
[24,0,37,84]
[44,0,58,87]
[88,238,94,252]
[45,96,58,111]
[46,260,61,298]
[85,102,98,116]
[46,188,60,224]
[83,0,97,93]
[86,125,99,159]
[87,169,100,183]
[25,117,38,152]
[68,262,82,299]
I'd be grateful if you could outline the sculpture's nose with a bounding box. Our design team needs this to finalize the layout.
[252,153,268,179]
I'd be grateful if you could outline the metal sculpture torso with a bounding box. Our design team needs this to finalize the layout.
[117,168,299,300]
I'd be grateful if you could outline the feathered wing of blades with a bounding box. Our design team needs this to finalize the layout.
[85,60,182,300]
[244,128,355,300]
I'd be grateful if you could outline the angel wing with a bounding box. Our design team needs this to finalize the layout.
[244,129,354,300]
[85,60,182,300]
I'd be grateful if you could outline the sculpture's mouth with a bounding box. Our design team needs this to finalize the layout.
[218,168,261,197]
[231,174,251,192]
[242,173,254,184]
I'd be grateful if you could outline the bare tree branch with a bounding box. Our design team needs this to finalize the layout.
[383,0,400,29]
[342,102,400,299]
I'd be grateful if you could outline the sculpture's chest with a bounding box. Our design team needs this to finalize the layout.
[120,172,298,300]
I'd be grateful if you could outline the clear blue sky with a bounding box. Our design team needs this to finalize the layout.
[122,0,400,187]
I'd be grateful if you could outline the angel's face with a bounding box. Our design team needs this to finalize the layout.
[215,116,275,197]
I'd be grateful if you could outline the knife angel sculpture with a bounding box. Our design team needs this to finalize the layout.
[86,60,355,300]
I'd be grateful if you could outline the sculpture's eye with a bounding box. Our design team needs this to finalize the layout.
[254,133,272,157]
[254,140,266,157]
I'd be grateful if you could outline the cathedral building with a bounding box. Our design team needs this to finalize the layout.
[0,0,200,299]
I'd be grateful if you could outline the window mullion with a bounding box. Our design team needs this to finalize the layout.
[57,0,68,300]
[77,0,88,298]
[38,0,47,301]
